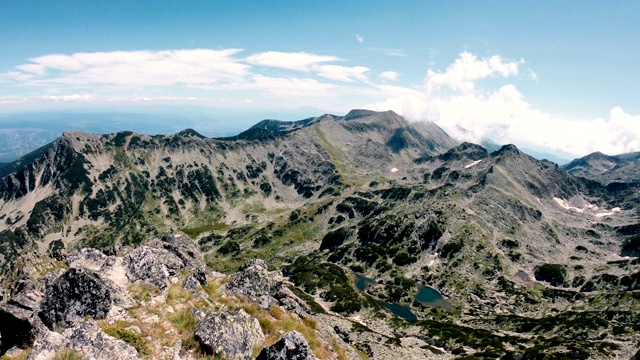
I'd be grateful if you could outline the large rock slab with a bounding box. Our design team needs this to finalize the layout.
[195,308,264,360]
[225,259,273,308]
[27,322,139,360]
[123,233,206,290]
[39,268,112,329]
[226,259,310,316]
[256,331,317,360]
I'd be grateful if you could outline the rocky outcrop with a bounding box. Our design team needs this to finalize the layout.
[226,259,310,316]
[123,233,206,290]
[194,308,264,360]
[27,322,139,360]
[256,331,317,360]
[225,259,273,308]
[39,268,112,329]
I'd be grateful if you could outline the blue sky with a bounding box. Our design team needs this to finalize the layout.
[1,0,639,157]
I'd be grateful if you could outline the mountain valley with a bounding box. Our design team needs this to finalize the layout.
[1,109,639,359]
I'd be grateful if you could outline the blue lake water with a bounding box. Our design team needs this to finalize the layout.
[353,275,455,320]
[380,301,417,322]
[354,275,376,291]
[415,284,456,311]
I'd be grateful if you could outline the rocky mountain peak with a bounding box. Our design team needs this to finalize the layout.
[342,109,382,121]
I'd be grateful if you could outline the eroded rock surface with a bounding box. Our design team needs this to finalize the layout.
[225,259,273,308]
[39,268,112,329]
[256,331,317,360]
[226,259,310,316]
[27,322,139,360]
[194,308,265,360]
[124,232,206,290]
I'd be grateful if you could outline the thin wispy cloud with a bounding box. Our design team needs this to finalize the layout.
[368,48,407,57]
[355,34,364,43]
[245,51,339,71]
[316,65,369,83]
[6,49,249,87]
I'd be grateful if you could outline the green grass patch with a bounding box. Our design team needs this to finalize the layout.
[99,322,150,356]
[182,223,230,239]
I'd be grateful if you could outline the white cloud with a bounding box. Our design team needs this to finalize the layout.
[245,51,339,71]
[244,75,338,98]
[365,51,640,157]
[528,68,538,81]
[315,65,369,82]
[9,49,249,88]
[41,94,95,102]
[355,34,364,43]
[379,71,399,81]
[368,48,407,57]
[425,51,522,95]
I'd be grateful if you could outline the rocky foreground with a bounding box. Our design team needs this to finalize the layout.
[0,232,443,360]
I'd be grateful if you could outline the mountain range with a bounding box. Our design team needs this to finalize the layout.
[0,109,639,359]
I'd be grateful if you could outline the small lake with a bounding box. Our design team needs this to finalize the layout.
[414,284,456,312]
[380,301,417,322]
[354,275,376,291]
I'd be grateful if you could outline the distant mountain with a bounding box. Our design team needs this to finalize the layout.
[1,109,640,359]
[563,150,640,184]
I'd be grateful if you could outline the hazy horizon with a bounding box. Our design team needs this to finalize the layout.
[1,1,639,159]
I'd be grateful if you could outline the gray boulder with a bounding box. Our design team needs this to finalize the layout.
[123,246,182,290]
[226,259,310,315]
[226,259,273,308]
[257,331,317,360]
[124,233,206,290]
[27,322,139,360]
[39,268,112,329]
[195,308,264,360]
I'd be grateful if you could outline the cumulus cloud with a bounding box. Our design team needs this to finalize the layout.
[425,51,522,95]
[245,51,339,71]
[365,51,640,157]
[379,71,399,81]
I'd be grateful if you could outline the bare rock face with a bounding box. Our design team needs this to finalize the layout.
[123,246,182,290]
[226,259,310,316]
[123,233,206,290]
[256,331,317,360]
[226,259,273,308]
[39,268,112,329]
[27,322,139,360]
[194,308,265,360]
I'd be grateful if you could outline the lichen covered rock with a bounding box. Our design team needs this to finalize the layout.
[39,268,112,329]
[225,259,273,308]
[124,233,206,290]
[195,308,264,360]
[256,331,317,360]
[27,322,139,360]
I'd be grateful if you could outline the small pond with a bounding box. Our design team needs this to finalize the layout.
[380,301,417,322]
[354,274,456,320]
[354,275,376,291]
[414,284,456,311]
